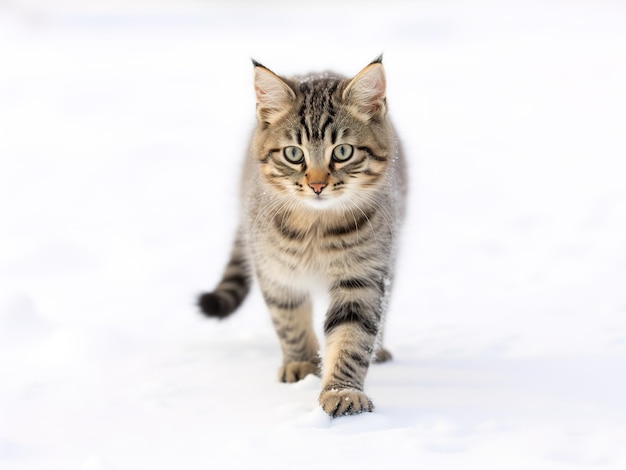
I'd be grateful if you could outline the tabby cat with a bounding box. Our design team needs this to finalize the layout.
[198,56,407,417]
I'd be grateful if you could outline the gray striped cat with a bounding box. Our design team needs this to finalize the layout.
[198,57,407,417]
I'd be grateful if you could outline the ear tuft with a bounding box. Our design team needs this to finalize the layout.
[253,65,296,125]
[342,62,386,121]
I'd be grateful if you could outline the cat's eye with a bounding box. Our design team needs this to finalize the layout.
[332,144,354,162]
[283,146,304,164]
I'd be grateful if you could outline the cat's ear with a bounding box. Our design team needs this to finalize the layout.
[343,59,386,121]
[253,61,296,125]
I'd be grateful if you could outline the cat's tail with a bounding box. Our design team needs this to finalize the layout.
[197,230,251,319]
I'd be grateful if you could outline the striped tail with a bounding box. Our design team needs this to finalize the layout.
[197,230,251,319]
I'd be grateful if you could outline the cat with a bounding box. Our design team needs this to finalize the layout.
[198,56,407,417]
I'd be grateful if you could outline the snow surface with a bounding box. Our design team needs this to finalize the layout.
[1,0,626,468]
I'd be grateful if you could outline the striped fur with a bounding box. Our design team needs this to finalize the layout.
[198,57,407,417]
[198,228,250,318]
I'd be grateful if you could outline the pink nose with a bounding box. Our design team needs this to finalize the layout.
[308,182,327,195]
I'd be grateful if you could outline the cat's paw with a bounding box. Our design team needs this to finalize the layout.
[373,347,393,363]
[319,388,374,418]
[278,361,319,383]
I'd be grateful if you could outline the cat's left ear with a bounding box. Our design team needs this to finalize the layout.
[343,58,387,121]
[253,60,296,125]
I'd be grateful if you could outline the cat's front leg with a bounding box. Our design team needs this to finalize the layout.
[260,286,320,383]
[319,289,381,417]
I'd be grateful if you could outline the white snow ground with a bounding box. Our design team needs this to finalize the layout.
[1,0,626,468]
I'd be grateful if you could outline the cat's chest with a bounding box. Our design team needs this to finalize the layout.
[249,207,380,283]
[250,213,326,266]
[249,235,327,292]
[266,223,330,270]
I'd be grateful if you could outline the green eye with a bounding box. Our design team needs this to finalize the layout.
[283,146,304,164]
[332,144,354,162]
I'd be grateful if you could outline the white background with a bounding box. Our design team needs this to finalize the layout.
[1,1,625,468]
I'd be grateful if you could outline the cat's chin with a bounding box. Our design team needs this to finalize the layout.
[301,196,340,210]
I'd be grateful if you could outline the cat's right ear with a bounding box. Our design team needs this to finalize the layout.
[252,61,296,125]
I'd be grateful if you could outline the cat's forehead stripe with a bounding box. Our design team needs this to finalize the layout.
[296,77,341,143]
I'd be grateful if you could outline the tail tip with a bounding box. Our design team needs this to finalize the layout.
[197,292,233,319]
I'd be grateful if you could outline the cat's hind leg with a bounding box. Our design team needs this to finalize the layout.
[373,348,393,363]
[373,328,393,363]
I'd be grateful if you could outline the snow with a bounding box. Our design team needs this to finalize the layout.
[1,0,626,468]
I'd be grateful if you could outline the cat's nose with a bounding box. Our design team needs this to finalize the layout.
[308,182,327,195]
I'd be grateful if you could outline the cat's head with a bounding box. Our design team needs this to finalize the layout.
[251,57,393,210]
